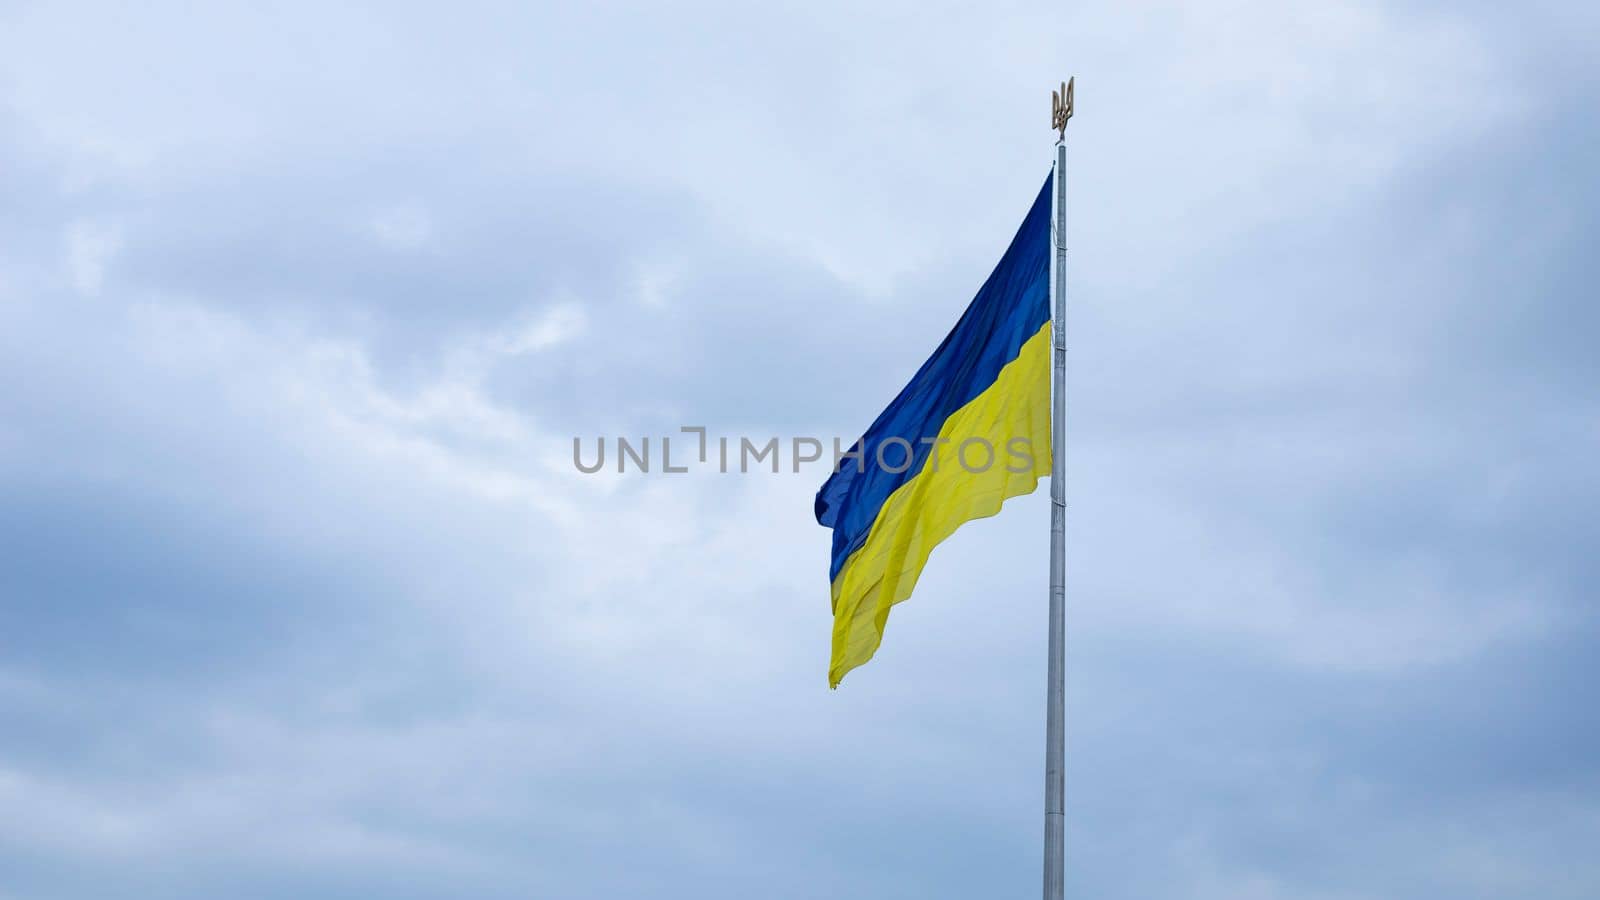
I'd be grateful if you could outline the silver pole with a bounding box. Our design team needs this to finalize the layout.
[1043,82,1071,900]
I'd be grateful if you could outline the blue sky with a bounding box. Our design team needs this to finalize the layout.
[1,1,1597,897]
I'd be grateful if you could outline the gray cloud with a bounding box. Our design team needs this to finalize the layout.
[0,1,1596,898]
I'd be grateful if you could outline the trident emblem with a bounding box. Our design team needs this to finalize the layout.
[1051,77,1074,140]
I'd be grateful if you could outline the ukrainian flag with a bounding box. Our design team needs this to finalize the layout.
[816,174,1053,687]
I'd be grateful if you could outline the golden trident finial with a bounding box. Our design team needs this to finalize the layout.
[1051,77,1074,141]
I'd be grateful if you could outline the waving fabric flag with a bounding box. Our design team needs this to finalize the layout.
[815,174,1054,687]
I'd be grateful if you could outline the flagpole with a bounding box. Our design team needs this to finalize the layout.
[1043,76,1073,900]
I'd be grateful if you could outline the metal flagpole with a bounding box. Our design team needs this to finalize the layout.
[1043,76,1073,900]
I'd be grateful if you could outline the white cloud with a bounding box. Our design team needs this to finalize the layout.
[0,1,1593,898]
[63,219,122,296]
[368,205,433,250]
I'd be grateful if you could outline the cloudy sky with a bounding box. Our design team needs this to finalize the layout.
[2,1,1597,897]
